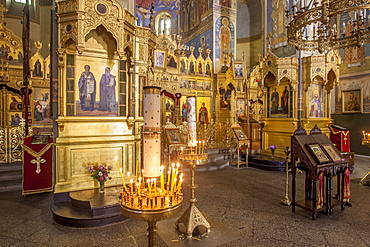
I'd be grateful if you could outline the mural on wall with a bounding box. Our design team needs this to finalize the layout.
[215,16,235,71]
[220,0,232,8]
[186,29,213,61]
[136,0,179,29]
[33,88,52,124]
[340,13,365,66]
[268,0,288,47]
[75,57,119,117]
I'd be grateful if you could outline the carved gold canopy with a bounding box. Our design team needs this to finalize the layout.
[56,0,136,58]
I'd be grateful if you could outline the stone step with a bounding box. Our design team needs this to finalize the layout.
[0,162,23,193]
[0,179,22,192]
[0,162,22,172]
[52,187,127,228]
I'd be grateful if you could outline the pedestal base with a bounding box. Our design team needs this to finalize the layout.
[175,204,210,238]
[158,212,240,246]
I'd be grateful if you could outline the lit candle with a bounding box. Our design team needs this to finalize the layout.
[115,156,126,190]
[160,166,165,192]
[167,169,171,189]
[119,168,127,190]
[177,177,183,192]
[147,179,151,196]
[181,146,184,155]
[153,178,157,196]
[137,182,141,196]
[130,179,133,194]
[136,160,139,182]
[171,163,175,186]
[171,178,177,193]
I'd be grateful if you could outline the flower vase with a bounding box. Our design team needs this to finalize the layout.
[271,149,275,158]
[99,181,105,194]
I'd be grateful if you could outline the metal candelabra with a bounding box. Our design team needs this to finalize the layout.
[175,147,210,238]
[281,146,291,206]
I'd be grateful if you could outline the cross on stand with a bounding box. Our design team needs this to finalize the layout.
[31,156,46,174]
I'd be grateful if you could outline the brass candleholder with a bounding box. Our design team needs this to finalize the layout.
[281,146,291,206]
[120,202,182,247]
[175,147,210,238]
[120,167,183,247]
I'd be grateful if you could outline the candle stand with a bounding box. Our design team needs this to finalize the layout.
[281,146,291,205]
[175,147,210,238]
[120,202,182,247]
[120,167,183,247]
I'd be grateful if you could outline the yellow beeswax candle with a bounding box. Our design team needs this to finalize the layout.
[160,166,165,191]
[130,179,133,194]
[119,168,127,190]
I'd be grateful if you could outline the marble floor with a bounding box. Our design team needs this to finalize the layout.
[0,155,369,247]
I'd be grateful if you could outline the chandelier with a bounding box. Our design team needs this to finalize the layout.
[286,0,370,53]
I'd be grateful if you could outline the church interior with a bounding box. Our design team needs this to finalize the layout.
[0,0,369,246]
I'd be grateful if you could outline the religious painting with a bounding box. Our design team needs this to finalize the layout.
[0,41,23,66]
[305,143,331,164]
[155,50,165,67]
[236,99,246,117]
[167,54,177,68]
[236,80,244,92]
[197,81,204,90]
[220,83,235,110]
[233,61,245,78]
[179,58,187,73]
[33,59,43,78]
[342,89,362,113]
[308,83,324,118]
[9,95,22,111]
[31,135,49,144]
[9,112,22,126]
[321,144,342,163]
[180,80,187,89]
[75,57,119,117]
[204,81,211,90]
[165,97,174,112]
[181,97,188,122]
[188,80,195,89]
[196,97,211,125]
[33,88,52,124]
[232,127,248,141]
[165,128,182,145]
[269,85,290,118]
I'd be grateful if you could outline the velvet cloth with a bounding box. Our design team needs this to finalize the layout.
[22,136,53,195]
[329,125,350,152]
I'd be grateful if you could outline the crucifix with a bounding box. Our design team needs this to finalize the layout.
[31,157,46,174]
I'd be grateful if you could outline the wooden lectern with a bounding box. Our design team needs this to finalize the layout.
[291,125,350,220]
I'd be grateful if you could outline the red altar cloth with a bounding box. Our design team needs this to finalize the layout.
[329,125,350,152]
[22,136,53,195]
